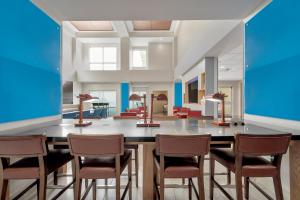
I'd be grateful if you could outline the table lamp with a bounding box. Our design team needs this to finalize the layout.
[75,94,99,127]
[205,92,230,127]
[129,94,148,127]
[148,93,168,127]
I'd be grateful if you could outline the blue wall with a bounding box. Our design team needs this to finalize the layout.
[120,83,129,112]
[174,82,183,107]
[245,0,300,121]
[0,1,61,123]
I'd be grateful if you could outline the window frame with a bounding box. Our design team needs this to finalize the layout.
[130,46,148,70]
[88,44,120,71]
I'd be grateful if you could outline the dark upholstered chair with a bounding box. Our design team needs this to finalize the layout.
[153,134,211,200]
[124,144,139,187]
[210,133,291,200]
[0,135,74,200]
[68,134,132,200]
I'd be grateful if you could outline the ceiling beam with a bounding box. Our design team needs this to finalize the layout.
[75,31,119,38]
[111,21,129,37]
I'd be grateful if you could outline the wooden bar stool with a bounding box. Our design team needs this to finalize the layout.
[210,133,291,200]
[153,134,211,200]
[0,135,74,200]
[68,134,132,200]
[124,144,139,187]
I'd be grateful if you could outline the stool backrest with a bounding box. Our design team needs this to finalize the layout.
[0,135,47,157]
[68,134,124,156]
[155,134,211,156]
[235,133,291,156]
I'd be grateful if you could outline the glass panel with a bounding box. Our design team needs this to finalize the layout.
[90,90,117,116]
[102,91,117,107]
[103,63,117,70]
[90,64,103,70]
[89,47,103,63]
[132,49,147,67]
[104,47,117,63]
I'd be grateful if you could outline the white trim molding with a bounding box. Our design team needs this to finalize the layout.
[0,115,61,134]
[244,114,300,133]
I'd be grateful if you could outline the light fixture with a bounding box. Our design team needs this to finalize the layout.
[205,92,230,127]
[75,94,99,127]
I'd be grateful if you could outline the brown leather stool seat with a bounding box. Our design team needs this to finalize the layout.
[153,134,211,200]
[209,133,291,200]
[124,144,138,150]
[154,153,199,178]
[211,148,277,177]
[3,149,72,180]
[80,150,131,179]
[0,136,74,200]
[68,134,132,200]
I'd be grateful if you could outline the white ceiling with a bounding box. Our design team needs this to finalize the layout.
[218,45,243,81]
[32,0,266,22]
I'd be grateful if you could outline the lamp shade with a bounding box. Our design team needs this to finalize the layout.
[205,92,226,103]
[77,94,99,102]
[129,94,142,101]
[156,94,168,101]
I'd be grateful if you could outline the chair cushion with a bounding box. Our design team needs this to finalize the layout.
[79,150,132,179]
[153,152,199,178]
[124,144,139,150]
[3,149,73,179]
[210,148,278,177]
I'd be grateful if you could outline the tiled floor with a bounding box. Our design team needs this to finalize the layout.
[10,146,289,200]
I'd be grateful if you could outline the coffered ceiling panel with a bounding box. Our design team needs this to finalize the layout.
[71,21,113,31]
[133,21,172,31]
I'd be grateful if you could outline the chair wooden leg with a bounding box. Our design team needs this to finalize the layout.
[153,160,157,200]
[38,176,47,200]
[159,176,165,200]
[92,179,96,200]
[273,175,284,200]
[188,178,192,200]
[53,170,58,185]
[74,178,82,200]
[134,148,139,188]
[227,169,231,185]
[0,179,8,200]
[209,158,215,200]
[128,157,133,200]
[116,175,121,200]
[198,174,205,200]
[235,173,243,200]
[244,177,249,199]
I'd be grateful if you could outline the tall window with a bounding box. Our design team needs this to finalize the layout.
[89,47,118,70]
[131,47,148,69]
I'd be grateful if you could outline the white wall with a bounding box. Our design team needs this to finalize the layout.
[148,43,173,70]
[74,38,174,83]
[61,23,76,82]
[175,20,241,78]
